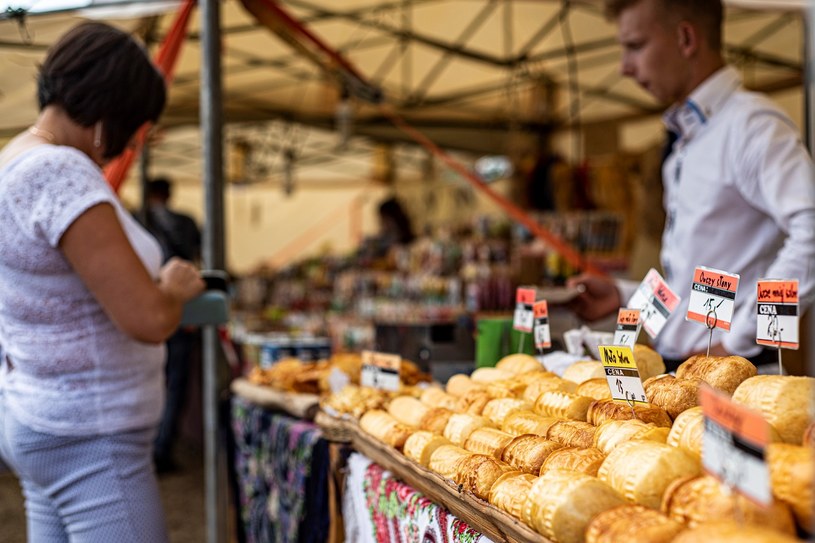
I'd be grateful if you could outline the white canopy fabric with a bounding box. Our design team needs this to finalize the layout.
[0,0,806,185]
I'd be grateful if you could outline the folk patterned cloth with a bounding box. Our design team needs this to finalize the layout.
[344,452,494,543]
[230,397,330,543]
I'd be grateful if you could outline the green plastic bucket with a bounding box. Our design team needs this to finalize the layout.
[475,317,535,369]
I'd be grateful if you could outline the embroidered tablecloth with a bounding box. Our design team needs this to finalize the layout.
[343,452,494,543]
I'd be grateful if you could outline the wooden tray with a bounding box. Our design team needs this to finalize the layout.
[230,378,320,420]
[346,419,554,543]
[314,410,354,443]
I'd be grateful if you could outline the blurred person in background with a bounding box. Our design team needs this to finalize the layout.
[142,177,202,473]
[0,22,204,541]
[569,0,815,371]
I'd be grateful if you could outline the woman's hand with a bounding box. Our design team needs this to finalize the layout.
[158,258,205,303]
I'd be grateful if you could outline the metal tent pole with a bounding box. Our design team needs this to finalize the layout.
[200,0,227,541]
[806,7,815,542]
[807,4,815,383]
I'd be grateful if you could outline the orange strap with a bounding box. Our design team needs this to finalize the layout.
[239,0,605,277]
[104,0,196,193]
[379,104,605,277]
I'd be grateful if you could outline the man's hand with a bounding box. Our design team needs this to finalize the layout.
[566,273,622,322]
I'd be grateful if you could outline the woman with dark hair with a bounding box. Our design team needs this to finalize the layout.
[378,196,415,246]
[0,22,204,541]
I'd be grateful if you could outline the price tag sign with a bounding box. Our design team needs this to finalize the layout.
[756,279,799,350]
[699,385,772,506]
[613,309,641,349]
[687,266,740,331]
[360,350,401,392]
[513,287,536,333]
[627,268,681,339]
[598,345,648,405]
[533,300,551,350]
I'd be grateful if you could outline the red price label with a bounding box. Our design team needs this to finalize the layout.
[514,287,536,333]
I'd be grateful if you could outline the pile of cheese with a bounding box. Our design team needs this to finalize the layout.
[340,349,814,543]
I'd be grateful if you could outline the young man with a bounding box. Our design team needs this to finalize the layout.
[570,0,815,370]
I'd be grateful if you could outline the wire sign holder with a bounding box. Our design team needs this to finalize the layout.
[686,266,740,355]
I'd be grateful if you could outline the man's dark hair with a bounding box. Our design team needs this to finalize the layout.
[147,177,172,201]
[37,22,166,159]
[604,0,723,51]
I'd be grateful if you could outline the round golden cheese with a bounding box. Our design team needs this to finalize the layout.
[496,353,542,374]
[428,444,471,478]
[470,367,515,384]
[446,374,485,397]
[419,407,453,435]
[643,374,702,420]
[443,413,492,446]
[676,355,756,395]
[598,440,701,509]
[481,398,531,427]
[562,360,606,384]
[359,409,412,448]
[575,378,612,401]
[546,420,597,449]
[501,434,565,475]
[585,504,685,543]
[534,391,594,421]
[387,396,430,428]
[522,375,577,403]
[666,406,705,462]
[633,344,666,381]
[672,521,801,543]
[501,410,560,437]
[540,446,606,477]
[420,386,459,410]
[767,443,814,534]
[522,469,625,543]
[453,453,505,501]
[662,474,796,535]
[587,399,672,427]
[732,375,815,445]
[455,391,492,415]
[404,431,450,467]
[463,427,514,459]
[593,419,669,455]
[488,471,536,520]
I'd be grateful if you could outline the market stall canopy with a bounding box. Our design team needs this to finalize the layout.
[0,0,806,183]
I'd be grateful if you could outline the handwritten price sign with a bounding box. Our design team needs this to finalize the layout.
[687,266,740,331]
[533,300,551,350]
[361,350,401,391]
[513,287,536,333]
[613,309,641,349]
[627,268,681,339]
[756,279,799,350]
[700,385,771,506]
[599,345,648,405]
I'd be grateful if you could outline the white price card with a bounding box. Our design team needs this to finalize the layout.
[598,345,648,405]
[756,279,799,350]
[686,266,740,331]
[613,309,641,350]
[699,385,772,506]
[513,287,536,333]
[627,268,681,339]
[360,350,401,392]
[533,300,551,350]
